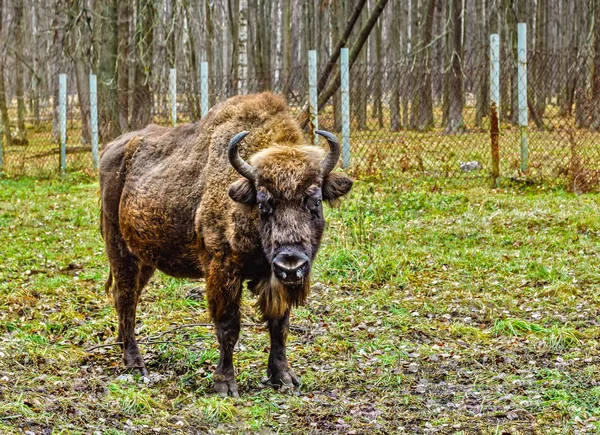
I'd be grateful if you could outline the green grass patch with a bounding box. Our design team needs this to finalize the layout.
[2,175,600,433]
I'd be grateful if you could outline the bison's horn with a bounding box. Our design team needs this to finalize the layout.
[228,131,257,182]
[316,130,341,175]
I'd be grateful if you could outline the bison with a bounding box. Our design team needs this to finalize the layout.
[99,92,353,396]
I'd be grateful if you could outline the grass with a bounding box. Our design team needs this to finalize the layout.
[1,172,600,433]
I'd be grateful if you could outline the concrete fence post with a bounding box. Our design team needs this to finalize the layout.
[308,50,318,145]
[490,34,500,186]
[200,61,209,117]
[490,34,500,109]
[517,23,528,172]
[340,47,351,168]
[59,73,67,175]
[89,74,99,170]
[169,68,177,126]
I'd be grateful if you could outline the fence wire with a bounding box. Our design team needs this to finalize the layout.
[1,47,600,191]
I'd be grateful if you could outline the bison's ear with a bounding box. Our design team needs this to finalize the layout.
[322,172,353,204]
[228,178,257,205]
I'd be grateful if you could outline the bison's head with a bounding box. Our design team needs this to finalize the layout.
[227,130,352,294]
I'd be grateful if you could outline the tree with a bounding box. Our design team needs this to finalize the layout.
[591,0,600,129]
[67,0,93,144]
[0,0,12,149]
[475,0,490,128]
[14,0,27,142]
[238,0,248,93]
[131,0,155,129]
[117,0,132,132]
[410,0,436,131]
[389,0,402,131]
[281,0,291,94]
[98,0,121,141]
[443,0,465,133]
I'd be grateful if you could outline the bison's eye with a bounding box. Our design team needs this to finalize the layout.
[257,201,273,215]
[306,196,322,214]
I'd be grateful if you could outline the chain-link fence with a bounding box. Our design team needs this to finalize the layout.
[2,46,600,190]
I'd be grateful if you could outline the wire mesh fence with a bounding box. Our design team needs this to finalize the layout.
[2,46,600,191]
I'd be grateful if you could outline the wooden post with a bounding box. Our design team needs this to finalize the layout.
[89,74,99,170]
[169,68,177,126]
[59,73,67,175]
[308,50,318,145]
[200,61,209,117]
[491,102,500,187]
[340,47,351,168]
[518,23,528,172]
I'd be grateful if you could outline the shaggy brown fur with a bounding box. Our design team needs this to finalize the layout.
[99,92,352,396]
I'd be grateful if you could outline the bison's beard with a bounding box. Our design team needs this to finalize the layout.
[255,273,311,320]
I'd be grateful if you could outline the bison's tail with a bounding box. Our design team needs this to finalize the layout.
[104,268,113,295]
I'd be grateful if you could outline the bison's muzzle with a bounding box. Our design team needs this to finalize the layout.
[272,248,310,283]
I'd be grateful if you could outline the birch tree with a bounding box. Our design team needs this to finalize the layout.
[238,0,248,94]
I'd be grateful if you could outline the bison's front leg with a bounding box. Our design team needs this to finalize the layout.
[207,258,242,397]
[266,310,300,388]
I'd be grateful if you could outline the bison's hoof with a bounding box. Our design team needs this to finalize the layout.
[264,367,301,389]
[125,366,148,377]
[123,354,148,377]
[213,372,239,398]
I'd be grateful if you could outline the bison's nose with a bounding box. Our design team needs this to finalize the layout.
[273,252,310,283]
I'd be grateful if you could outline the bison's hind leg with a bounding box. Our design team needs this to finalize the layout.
[103,218,155,375]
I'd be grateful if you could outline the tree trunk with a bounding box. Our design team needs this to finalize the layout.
[185,3,201,119]
[475,0,490,128]
[238,0,248,94]
[205,0,216,106]
[227,0,240,95]
[281,0,291,95]
[332,0,343,131]
[0,0,12,149]
[390,1,402,131]
[131,0,154,130]
[533,0,548,117]
[74,59,92,145]
[117,0,132,132]
[254,0,271,91]
[166,0,176,68]
[14,0,27,141]
[30,0,40,127]
[411,0,436,131]
[591,0,600,129]
[372,6,383,128]
[70,4,92,146]
[52,0,67,142]
[444,0,465,133]
[98,0,121,141]
[354,2,367,130]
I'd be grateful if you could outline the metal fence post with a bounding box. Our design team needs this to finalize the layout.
[518,23,528,172]
[308,50,318,145]
[200,61,209,117]
[169,68,177,126]
[490,34,500,109]
[340,47,351,168]
[59,73,67,175]
[89,74,99,170]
